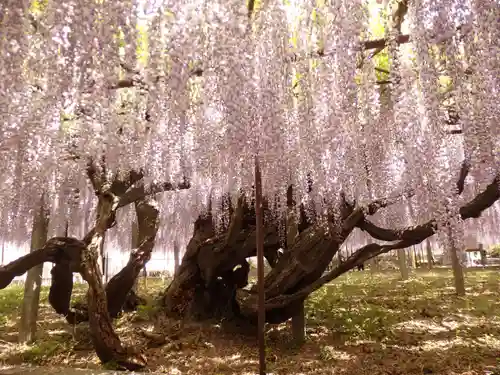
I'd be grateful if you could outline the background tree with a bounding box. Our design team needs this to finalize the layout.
[18,194,50,343]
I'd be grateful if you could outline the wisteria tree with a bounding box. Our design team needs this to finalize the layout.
[0,0,498,370]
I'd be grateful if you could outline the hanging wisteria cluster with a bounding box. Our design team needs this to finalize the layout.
[0,0,498,250]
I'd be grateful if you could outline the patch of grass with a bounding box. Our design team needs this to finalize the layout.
[489,244,500,257]
[0,284,24,318]
[0,284,52,328]
[136,277,171,296]
[20,337,72,364]
[1,270,499,375]
[136,303,158,320]
[306,269,500,340]
[102,360,121,370]
[121,277,167,323]
[0,282,89,328]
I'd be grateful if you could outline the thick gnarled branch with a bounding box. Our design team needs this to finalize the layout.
[360,174,499,242]
[237,174,499,312]
[86,155,190,209]
[0,237,85,290]
[342,188,415,231]
[118,176,190,208]
[105,192,160,317]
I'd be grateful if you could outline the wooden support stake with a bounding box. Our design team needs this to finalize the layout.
[255,156,266,375]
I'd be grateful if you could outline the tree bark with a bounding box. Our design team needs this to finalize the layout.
[447,225,465,296]
[397,249,408,280]
[426,239,433,269]
[160,211,252,320]
[173,240,180,274]
[41,204,154,326]
[131,220,139,292]
[65,190,159,320]
[287,208,305,344]
[19,196,50,343]
[161,207,352,324]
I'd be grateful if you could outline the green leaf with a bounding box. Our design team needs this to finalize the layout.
[136,24,149,65]
[30,0,48,15]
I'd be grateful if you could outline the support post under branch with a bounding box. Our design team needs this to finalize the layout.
[255,156,266,375]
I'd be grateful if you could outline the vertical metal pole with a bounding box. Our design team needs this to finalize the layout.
[255,156,266,375]
[174,240,180,274]
[99,225,106,281]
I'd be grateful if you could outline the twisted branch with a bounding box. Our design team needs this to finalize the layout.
[244,174,499,311]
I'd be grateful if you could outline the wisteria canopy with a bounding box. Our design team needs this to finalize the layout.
[0,0,498,370]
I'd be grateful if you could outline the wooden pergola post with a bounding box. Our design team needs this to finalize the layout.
[255,156,266,375]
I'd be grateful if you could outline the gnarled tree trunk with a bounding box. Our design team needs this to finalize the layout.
[49,189,159,321]
[0,164,190,370]
[160,195,356,325]
[80,193,146,370]
[160,198,282,321]
[160,174,499,327]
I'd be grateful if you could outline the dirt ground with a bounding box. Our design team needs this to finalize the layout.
[1,269,499,375]
[0,365,157,374]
